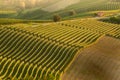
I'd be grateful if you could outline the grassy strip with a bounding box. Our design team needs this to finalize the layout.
[0,18,52,25]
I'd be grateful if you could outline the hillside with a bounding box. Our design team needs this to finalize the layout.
[17,9,49,19]
[1,0,120,20]
[0,1,120,80]
[0,18,120,80]
[19,0,120,20]
[62,36,120,80]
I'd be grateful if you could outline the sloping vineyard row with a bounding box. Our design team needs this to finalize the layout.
[0,23,102,80]
[76,2,120,13]
[58,19,120,39]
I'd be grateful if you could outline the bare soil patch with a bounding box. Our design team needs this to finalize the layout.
[62,36,120,80]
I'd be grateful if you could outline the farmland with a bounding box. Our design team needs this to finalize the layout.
[0,0,120,80]
[62,36,120,80]
[0,18,120,80]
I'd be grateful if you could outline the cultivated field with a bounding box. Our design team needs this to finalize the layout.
[62,36,120,80]
[0,0,120,80]
[0,18,120,80]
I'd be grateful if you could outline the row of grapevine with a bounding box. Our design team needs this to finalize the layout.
[0,23,102,80]
[58,19,120,39]
[75,1,120,13]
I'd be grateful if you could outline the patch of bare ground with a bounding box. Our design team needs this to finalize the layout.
[61,36,120,80]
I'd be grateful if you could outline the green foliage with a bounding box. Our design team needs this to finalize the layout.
[102,16,120,24]
[5,75,34,80]
[109,16,120,24]
[53,14,62,22]
[24,75,34,80]
[44,74,55,80]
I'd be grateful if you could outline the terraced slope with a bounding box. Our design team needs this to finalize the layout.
[0,19,120,80]
[0,23,102,80]
[62,36,120,80]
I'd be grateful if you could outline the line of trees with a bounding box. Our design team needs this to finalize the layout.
[102,16,120,24]
[109,16,120,24]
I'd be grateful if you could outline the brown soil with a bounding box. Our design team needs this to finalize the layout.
[61,36,120,80]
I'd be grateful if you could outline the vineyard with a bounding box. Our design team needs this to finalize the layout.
[0,19,120,80]
[53,0,120,19]
[58,19,120,39]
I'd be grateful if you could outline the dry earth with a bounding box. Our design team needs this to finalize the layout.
[62,36,120,80]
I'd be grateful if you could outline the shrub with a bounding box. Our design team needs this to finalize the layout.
[109,16,120,24]
[53,14,61,22]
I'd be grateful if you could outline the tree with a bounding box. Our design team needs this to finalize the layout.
[69,10,76,16]
[53,14,61,22]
